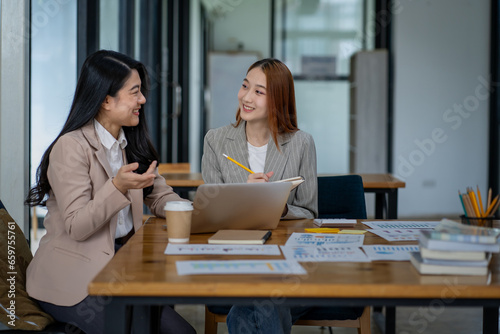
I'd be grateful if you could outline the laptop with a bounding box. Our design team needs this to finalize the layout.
[190,182,293,233]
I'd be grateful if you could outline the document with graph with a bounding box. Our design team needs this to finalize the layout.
[284,232,364,247]
[176,260,306,275]
[281,245,370,262]
[362,245,420,261]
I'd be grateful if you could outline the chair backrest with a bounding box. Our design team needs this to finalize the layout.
[157,163,191,174]
[317,175,367,219]
[0,200,56,330]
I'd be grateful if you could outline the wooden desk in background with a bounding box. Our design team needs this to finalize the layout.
[351,173,405,219]
[89,217,499,334]
[162,173,406,219]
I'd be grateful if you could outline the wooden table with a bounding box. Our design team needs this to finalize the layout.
[89,218,500,334]
[162,173,406,219]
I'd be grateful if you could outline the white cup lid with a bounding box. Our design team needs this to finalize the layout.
[164,201,193,211]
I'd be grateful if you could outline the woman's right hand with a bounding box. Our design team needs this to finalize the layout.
[247,171,274,183]
[112,161,157,194]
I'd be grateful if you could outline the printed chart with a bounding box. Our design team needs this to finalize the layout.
[362,245,420,261]
[165,243,281,256]
[281,245,370,262]
[284,233,364,247]
[368,229,432,242]
[176,260,306,275]
[362,221,440,229]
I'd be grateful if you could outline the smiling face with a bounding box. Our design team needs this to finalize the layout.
[96,69,146,138]
[237,67,268,126]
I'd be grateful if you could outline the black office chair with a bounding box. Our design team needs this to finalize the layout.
[0,200,81,333]
[205,175,371,334]
[317,174,367,219]
[292,175,369,333]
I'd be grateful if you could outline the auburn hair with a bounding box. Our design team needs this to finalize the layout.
[234,58,298,148]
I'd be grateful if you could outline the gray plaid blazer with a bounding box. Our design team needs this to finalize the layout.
[201,122,318,219]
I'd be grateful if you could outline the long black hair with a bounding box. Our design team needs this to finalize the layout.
[26,50,158,206]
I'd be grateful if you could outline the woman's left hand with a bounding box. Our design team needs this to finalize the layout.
[112,161,157,194]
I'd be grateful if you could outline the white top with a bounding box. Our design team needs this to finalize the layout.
[94,119,133,239]
[247,142,268,174]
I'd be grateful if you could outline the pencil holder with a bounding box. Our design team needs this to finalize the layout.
[460,215,498,228]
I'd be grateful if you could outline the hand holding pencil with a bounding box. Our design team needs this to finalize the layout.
[223,153,274,183]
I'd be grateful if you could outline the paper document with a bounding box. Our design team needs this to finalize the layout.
[176,260,306,275]
[284,232,364,247]
[362,221,440,229]
[281,245,370,262]
[362,245,420,261]
[165,243,281,256]
[368,228,432,241]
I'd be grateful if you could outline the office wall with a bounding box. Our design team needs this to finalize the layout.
[393,0,490,217]
[211,0,271,57]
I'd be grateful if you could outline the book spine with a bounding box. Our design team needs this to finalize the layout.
[429,232,494,244]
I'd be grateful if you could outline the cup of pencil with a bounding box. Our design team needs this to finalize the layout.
[459,186,499,227]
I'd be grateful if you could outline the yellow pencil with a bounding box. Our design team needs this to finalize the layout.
[477,186,485,216]
[468,188,481,218]
[223,154,254,174]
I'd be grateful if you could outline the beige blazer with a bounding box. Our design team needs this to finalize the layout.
[201,122,318,219]
[26,122,183,306]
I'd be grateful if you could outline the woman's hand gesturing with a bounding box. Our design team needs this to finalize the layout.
[112,161,157,194]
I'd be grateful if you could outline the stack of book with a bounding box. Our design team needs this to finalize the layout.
[410,219,500,275]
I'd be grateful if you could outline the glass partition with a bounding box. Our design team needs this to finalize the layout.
[100,0,120,51]
[30,0,77,247]
[31,1,77,185]
[280,0,364,79]
[275,0,366,173]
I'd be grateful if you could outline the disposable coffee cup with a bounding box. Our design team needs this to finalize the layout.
[164,201,193,243]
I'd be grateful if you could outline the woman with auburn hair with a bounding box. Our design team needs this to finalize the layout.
[25,50,195,334]
[201,58,318,333]
[202,58,318,219]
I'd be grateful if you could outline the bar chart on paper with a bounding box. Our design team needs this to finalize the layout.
[165,243,281,255]
[362,245,420,261]
[175,260,306,275]
[284,232,364,247]
[362,221,440,229]
[280,245,370,262]
[368,229,431,242]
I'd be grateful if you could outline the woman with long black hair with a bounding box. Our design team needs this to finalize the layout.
[25,50,195,334]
